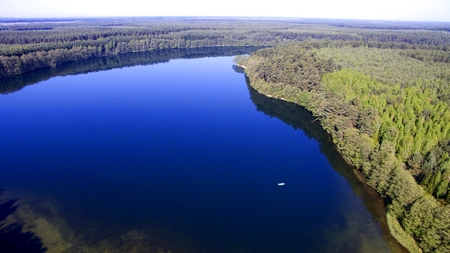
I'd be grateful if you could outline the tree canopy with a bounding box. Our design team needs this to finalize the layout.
[244,40,450,253]
[1,17,450,77]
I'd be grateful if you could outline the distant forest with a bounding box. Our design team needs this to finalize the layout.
[0,46,259,94]
[0,17,450,77]
[2,17,450,253]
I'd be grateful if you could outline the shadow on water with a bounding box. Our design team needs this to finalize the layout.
[242,74,407,253]
[0,46,261,95]
[0,189,47,253]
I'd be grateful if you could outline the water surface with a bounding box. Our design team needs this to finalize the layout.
[0,52,403,252]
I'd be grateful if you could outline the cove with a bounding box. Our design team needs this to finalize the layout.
[0,49,405,252]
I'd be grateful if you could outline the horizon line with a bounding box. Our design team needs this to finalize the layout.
[0,16,449,24]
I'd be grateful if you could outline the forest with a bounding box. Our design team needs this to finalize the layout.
[2,17,450,253]
[242,39,450,252]
[0,46,258,94]
[1,17,450,77]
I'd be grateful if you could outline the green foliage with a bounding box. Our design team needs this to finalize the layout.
[245,40,450,252]
[386,211,422,253]
[417,141,450,200]
[232,55,249,67]
[2,17,450,77]
[399,195,450,252]
[0,46,258,94]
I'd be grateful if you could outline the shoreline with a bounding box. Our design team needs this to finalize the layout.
[244,74,413,253]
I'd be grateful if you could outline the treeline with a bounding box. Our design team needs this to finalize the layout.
[243,42,450,252]
[0,46,259,94]
[247,82,406,252]
[1,17,450,77]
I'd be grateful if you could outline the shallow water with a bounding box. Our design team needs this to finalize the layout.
[0,52,404,252]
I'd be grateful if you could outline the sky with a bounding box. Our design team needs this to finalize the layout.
[0,0,449,22]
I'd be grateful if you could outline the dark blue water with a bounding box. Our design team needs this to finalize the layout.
[0,56,402,252]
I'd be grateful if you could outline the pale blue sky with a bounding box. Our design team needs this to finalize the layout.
[0,0,449,22]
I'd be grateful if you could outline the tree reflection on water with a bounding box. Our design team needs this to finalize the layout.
[0,189,47,253]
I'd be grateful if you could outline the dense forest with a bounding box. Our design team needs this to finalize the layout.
[242,40,450,252]
[1,17,450,77]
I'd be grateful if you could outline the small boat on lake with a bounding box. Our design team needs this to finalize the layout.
[278,182,285,186]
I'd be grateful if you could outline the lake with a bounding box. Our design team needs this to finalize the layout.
[0,49,405,252]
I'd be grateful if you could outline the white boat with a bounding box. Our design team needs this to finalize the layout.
[278,182,285,186]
